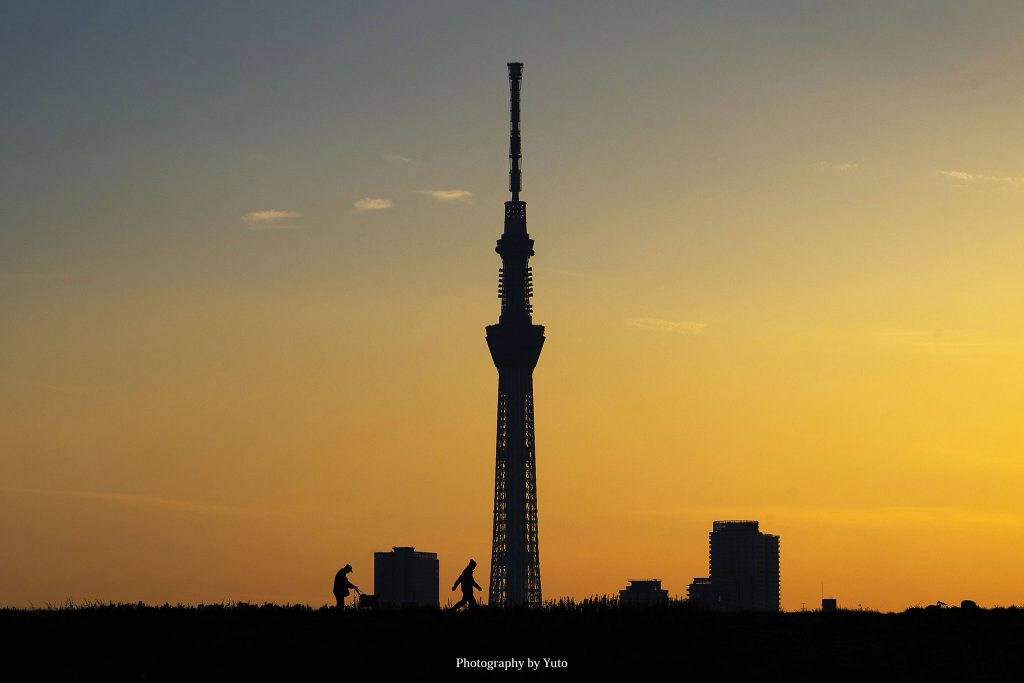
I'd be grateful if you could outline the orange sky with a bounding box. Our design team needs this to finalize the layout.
[2,2,1023,610]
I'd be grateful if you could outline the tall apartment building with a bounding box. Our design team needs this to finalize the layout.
[687,521,780,612]
[373,546,439,608]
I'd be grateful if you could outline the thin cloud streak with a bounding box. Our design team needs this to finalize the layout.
[627,318,707,335]
[415,189,473,202]
[2,487,278,518]
[353,198,394,212]
[381,152,418,165]
[1,271,68,282]
[820,161,860,171]
[539,266,586,277]
[936,169,1024,186]
[635,504,1024,529]
[10,380,91,395]
[242,210,302,225]
[791,325,1023,354]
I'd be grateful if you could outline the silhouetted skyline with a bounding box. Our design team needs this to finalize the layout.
[3,3,1024,612]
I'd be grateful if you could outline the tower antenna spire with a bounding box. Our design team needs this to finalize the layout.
[508,62,523,201]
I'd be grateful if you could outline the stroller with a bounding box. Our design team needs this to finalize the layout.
[355,589,379,609]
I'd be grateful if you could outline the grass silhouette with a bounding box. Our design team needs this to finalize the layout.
[4,599,1022,680]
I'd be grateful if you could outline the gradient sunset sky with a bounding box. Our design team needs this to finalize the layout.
[3,1,1024,611]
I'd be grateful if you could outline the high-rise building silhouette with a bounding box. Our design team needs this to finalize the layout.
[374,546,439,608]
[486,62,544,608]
[687,520,780,611]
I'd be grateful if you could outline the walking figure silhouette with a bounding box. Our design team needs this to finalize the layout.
[449,559,482,610]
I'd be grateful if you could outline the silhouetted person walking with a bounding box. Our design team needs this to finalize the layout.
[333,564,359,608]
[449,559,482,610]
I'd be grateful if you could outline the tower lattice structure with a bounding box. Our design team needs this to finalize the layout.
[486,62,543,608]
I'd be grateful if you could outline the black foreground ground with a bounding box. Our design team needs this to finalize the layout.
[5,601,1023,680]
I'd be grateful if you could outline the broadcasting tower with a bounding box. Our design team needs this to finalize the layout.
[486,62,544,608]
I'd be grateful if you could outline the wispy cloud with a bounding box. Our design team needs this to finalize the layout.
[242,210,302,226]
[381,152,418,165]
[883,330,1012,350]
[936,169,1024,187]
[635,504,1024,530]
[1,271,67,282]
[2,487,277,518]
[539,266,585,277]
[10,380,91,395]
[353,198,394,212]
[790,324,1022,355]
[415,189,473,202]
[864,327,1021,353]
[820,161,860,172]
[627,318,707,335]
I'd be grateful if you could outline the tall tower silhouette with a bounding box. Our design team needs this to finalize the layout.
[486,62,543,608]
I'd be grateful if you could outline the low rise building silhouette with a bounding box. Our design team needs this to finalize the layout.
[373,546,439,608]
[822,598,837,611]
[619,579,669,606]
[687,520,780,612]
[686,577,715,606]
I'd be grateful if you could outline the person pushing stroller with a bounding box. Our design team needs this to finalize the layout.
[333,563,360,608]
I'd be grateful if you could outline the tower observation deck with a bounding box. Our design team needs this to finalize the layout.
[486,62,544,608]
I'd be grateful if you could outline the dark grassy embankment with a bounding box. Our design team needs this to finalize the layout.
[4,600,1022,680]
